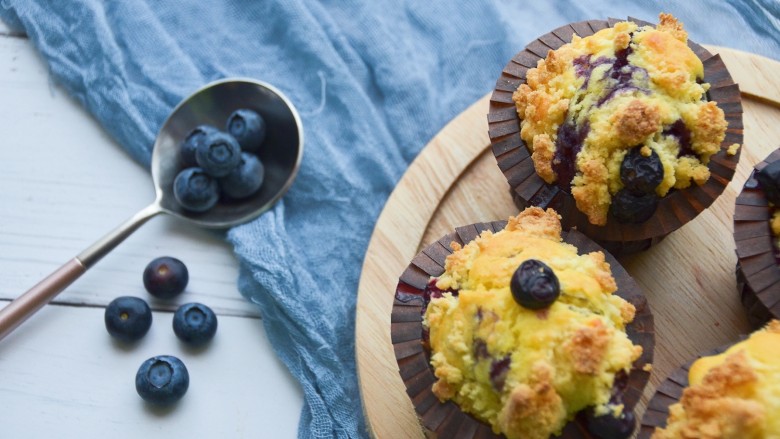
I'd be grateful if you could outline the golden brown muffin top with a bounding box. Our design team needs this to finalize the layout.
[424,207,641,439]
[513,14,729,225]
[652,320,780,439]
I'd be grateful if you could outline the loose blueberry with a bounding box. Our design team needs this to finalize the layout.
[104,296,152,342]
[510,259,560,309]
[173,167,219,212]
[226,109,267,153]
[584,407,636,439]
[196,131,242,177]
[620,146,664,195]
[180,125,218,167]
[218,152,265,199]
[756,160,780,205]
[172,302,218,346]
[135,355,189,406]
[610,189,658,224]
[143,256,189,299]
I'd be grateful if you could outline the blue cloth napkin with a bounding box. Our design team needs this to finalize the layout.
[3,1,779,437]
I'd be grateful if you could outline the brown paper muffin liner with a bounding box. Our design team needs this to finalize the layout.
[487,17,743,256]
[392,222,655,438]
[637,343,734,438]
[734,148,780,329]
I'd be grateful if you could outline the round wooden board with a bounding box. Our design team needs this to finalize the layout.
[355,46,780,438]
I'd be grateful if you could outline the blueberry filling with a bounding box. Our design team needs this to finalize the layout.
[572,33,650,107]
[545,28,716,228]
[573,371,634,438]
[596,43,650,107]
[553,120,590,190]
[555,33,656,190]
[489,356,511,391]
[573,54,611,88]
[395,279,459,344]
[609,370,629,402]
[419,279,459,316]
[596,84,649,107]
[612,45,633,73]
[422,280,453,343]
[663,119,693,157]
[473,338,489,360]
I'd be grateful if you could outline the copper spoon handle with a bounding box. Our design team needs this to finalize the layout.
[0,203,162,341]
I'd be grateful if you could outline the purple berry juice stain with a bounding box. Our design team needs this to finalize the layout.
[663,119,693,156]
[553,120,590,190]
[489,356,511,391]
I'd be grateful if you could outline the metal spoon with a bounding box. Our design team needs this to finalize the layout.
[0,77,303,341]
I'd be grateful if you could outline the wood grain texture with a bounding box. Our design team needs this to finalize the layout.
[0,301,302,439]
[487,19,742,255]
[356,47,780,438]
[0,34,303,438]
[637,344,732,439]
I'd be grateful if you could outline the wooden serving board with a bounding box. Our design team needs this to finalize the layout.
[355,46,780,438]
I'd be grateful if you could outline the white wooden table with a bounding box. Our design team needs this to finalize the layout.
[0,24,303,439]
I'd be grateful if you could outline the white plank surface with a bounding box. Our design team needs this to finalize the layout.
[0,31,258,317]
[0,304,302,438]
[0,31,302,438]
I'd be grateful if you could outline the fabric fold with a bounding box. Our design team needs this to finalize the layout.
[3,1,778,438]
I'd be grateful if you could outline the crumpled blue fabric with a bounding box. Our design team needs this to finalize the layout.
[2,1,778,437]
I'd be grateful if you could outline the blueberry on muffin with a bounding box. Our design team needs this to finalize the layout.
[422,207,644,439]
[512,14,735,226]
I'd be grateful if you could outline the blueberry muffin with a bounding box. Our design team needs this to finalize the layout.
[642,320,780,439]
[488,15,742,254]
[735,149,780,328]
[392,207,654,438]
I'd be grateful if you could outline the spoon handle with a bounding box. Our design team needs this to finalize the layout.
[0,203,162,341]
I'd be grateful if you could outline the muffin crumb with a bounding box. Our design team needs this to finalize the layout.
[727,143,741,156]
[657,12,688,41]
[615,100,661,145]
